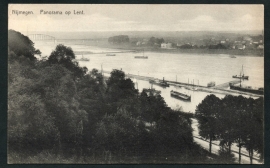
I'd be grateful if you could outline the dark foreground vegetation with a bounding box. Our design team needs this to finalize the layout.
[196,95,263,164]
[8,30,263,164]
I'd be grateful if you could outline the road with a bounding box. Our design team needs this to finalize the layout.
[191,118,262,164]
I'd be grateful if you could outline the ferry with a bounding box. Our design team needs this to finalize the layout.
[170,90,191,101]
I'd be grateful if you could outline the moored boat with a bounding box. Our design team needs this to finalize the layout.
[207,81,216,87]
[229,83,263,95]
[142,88,161,96]
[149,78,169,87]
[170,90,191,101]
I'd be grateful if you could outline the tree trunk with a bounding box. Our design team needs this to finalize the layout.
[209,136,212,154]
[250,149,253,164]
[238,143,241,164]
[228,141,231,153]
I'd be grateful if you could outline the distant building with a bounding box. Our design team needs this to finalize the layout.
[220,40,226,44]
[257,44,264,49]
[161,43,172,49]
[136,41,141,46]
[235,44,246,50]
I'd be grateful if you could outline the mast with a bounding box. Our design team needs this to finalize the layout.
[240,67,242,87]
[242,65,244,77]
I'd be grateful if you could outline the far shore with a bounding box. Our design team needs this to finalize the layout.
[56,40,264,56]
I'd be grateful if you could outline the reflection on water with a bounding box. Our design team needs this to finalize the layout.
[35,41,264,113]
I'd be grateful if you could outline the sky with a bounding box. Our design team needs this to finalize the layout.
[8,4,264,32]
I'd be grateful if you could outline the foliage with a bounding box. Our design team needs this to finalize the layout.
[8,29,40,61]
[195,94,222,154]
[196,94,264,163]
[47,44,88,79]
[148,37,165,46]
[108,35,129,44]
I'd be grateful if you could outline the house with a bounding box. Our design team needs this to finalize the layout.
[235,44,246,50]
[220,40,226,44]
[161,43,172,49]
[257,45,264,49]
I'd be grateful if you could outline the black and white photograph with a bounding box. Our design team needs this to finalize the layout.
[8,4,264,164]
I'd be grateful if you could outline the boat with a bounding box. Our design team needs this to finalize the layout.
[170,90,191,101]
[229,83,264,95]
[149,78,169,87]
[135,49,148,59]
[106,53,116,56]
[76,54,89,61]
[207,81,216,87]
[230,55,236,58]
[142,88,161,96]
[232,65,249,80]
[134,56,148,59]
[232,75,248,80]
[230,65,262,95]
[185,79,198,91]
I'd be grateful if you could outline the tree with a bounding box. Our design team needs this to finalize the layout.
[108,35,129,44]
[218,95,236,155]
[196,94,222,154]
[47,44,88,79]
[8,54,59,152]
[8,29,40,61]
[106,69,138,103]
[243,97,264,164]
[76,69,107,150]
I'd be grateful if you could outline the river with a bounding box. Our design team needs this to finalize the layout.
[34,40,264,113]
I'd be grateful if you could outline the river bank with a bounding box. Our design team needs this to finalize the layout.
[59,39,263,56]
